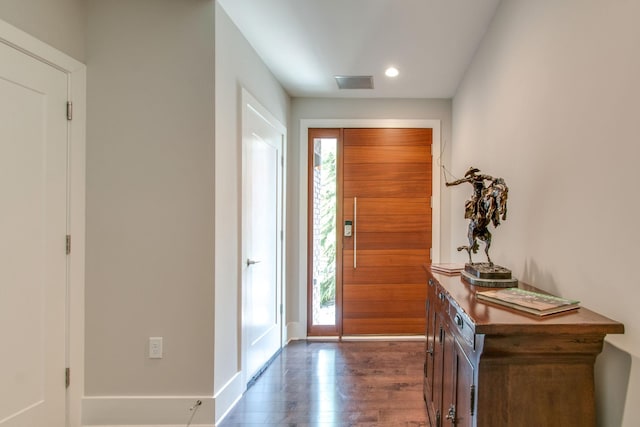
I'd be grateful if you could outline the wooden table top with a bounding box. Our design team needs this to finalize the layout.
[424,264,625,336]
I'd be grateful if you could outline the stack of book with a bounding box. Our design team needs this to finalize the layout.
[430,263,466,275]
[476,287,579,316]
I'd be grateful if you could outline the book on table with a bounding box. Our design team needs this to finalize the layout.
[476,287,580,316]
[430,263,465,275]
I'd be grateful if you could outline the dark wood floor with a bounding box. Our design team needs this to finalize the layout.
[218,340,429,426]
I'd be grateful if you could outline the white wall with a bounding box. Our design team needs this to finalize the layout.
[84,0,216,423]
[214,2,290,422]
[0,0,85,61]
[452,1,639,425]
[288,98,452,335]
[4,0,289,423]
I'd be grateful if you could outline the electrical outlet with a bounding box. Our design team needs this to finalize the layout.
[149,337,163,359]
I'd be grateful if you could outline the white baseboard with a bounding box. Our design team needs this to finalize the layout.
[82,374,246,426]
[285,321,305,341]
[82,396,214,426]
[212,372,243,425]
[82,373,247,426]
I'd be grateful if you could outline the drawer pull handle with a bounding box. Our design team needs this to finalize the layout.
[455,314,464,329]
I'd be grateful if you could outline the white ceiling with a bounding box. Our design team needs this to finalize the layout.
[216,0,501,98]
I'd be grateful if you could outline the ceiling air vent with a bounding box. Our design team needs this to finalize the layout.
[334,75,374,90]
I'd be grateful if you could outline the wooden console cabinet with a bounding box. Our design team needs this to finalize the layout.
[423,265,624,427]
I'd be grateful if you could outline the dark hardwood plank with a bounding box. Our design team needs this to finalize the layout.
[218,341,430,426]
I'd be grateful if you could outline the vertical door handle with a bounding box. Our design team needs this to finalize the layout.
[353,197,357,269]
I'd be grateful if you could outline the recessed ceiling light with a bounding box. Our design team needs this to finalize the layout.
[385,67,399,77]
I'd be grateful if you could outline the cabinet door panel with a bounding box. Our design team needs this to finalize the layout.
[424,287,436,403]
[430,314,446,426]
[442,322,456,426]
[452,338,475,427]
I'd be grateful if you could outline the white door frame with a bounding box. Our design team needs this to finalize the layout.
[240,88,287,388]
[297,119,441,339]
[0,20,86,427]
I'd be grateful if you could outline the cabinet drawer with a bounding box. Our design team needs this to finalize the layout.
[433,284,449,312]
[447,304,475,350]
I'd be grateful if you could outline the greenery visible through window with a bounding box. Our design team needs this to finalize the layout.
[318,150,336,307]
[312,137,337,326]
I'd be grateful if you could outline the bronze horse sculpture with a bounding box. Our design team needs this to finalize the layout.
[446,167,508,265]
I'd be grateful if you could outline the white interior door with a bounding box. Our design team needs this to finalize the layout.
[242,90,285,383]
[0,41,68,426]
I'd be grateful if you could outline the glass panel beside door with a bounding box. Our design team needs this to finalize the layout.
[307,129,342,336]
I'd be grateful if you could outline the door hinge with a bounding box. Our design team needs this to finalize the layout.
[66,101,73,121]
[66,235,71,255]
[470,384,476,416]
[65,367,70,388]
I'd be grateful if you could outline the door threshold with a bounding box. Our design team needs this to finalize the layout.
[306,336,340,342]
[341,335,426,342]
[305,335,425,342]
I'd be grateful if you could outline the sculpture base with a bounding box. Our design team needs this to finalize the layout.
[462,263,518,287]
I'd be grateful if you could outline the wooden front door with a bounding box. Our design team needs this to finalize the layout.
[342,128,432,335]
